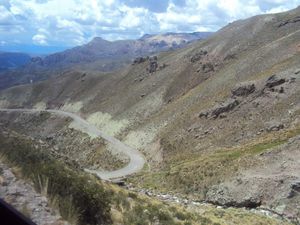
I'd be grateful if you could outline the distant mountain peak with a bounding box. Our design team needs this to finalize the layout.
[89,37,110,45]
[140,34,153,40]
[0,31,213,89]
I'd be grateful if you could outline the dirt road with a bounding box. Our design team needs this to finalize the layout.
[0,108,146,181]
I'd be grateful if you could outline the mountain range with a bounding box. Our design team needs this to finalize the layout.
[0,32,212,90]
[0,6,299,225]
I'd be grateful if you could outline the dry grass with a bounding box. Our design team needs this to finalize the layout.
[131,125,300,198]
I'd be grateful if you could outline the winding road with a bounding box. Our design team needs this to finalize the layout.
[0,108,146,181]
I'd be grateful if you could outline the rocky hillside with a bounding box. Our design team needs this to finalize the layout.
[0,6,299,223]
[0,32,211,90]
[0,130,289,225]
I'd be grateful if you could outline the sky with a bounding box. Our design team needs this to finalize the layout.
[0,0,300,54]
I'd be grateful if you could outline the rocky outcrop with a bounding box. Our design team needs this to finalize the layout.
[278,16,300,27]
[211,99,240,118]
[206,136,300,222]
[190,50,208,63]
[199,99,240,119]
[232,83,256,97]
[265,75,286,88]
[199,111,209,118]
[288,182,300,198]
[147,56,158,73]
[132,57,148,65]
[266,122,284,132]
[206,185,262,208]
[202,62,214,73]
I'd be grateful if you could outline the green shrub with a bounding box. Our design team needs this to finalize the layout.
[0,134,112,225]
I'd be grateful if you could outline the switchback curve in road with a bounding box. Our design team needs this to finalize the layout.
[0,108,146,181]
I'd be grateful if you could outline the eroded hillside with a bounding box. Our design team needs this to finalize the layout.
[0,6,299,224]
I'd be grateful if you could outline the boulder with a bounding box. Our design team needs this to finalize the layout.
[206,185,261,208]
[202,62,214,73]
[148,61,158,73]
[147,56,158,73]
[287,182,300,198]
[211,99,240,118]
[199,111,209,118]
[232,83,256,97]
[279,87,284,93]
[266,123,284,132]
[265,75,286,88]
[190,50,208,63]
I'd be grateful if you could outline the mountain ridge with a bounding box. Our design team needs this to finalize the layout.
[0,6,299,223]
[0,32,212,90]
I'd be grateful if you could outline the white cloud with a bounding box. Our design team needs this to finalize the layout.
[119,5,147,28]
[216,0,261,20]
[0,0,300,49]
[0,5,14,24]
[32,34,47,45]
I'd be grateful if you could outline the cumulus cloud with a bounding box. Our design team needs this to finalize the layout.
[0,0,299,50]
[32,34,48,45]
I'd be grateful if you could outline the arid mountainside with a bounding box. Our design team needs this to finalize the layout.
[41,32,212,68]
[0,32,211,90]
[0,6,300,224]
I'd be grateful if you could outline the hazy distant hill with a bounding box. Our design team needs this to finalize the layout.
[37,32,212,69]
[0,52,31,71]
[0,32,212,90]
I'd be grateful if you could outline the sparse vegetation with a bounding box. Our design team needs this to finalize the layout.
[0,131,112,225]
[132,126,300,198]
[0,129,289,225]
[0,6,300,224]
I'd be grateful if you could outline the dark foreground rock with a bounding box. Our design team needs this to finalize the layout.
[0,161,68,225]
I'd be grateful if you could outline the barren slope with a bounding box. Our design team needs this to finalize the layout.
[0,6,300,223]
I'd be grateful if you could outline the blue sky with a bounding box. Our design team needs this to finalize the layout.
[0,0,300,54]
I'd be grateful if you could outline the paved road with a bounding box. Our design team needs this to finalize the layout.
[0,108,146,181]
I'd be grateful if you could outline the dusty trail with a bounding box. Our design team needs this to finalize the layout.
[0,108,146,181]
